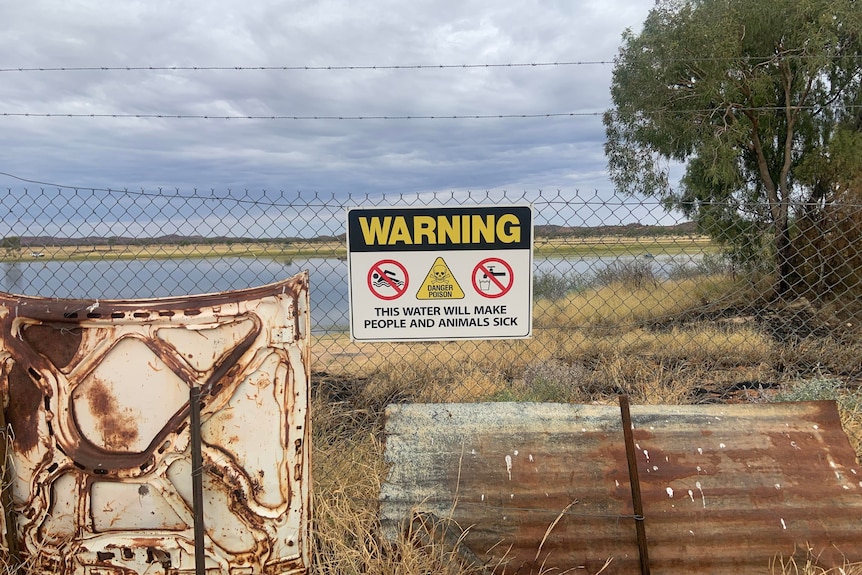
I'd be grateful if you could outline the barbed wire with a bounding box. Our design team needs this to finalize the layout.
[2,53,860,73]
[0,61,609,73]
[0,111,599,120]
[3,103,861,121]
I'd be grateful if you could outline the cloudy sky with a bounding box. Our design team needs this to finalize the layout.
[0,1,675,235]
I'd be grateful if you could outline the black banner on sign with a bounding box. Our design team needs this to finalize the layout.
[347,205,533,252]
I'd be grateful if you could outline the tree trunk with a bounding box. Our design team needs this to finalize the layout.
[774,217,794,298]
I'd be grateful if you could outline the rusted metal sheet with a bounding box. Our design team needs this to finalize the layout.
[0,273,311,574]
[381,401,862,574]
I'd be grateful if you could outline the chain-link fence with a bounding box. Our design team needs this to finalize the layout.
[2,186,861,570]
[2,185,861,413]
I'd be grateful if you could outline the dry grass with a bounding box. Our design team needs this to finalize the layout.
[2,240,345,263]
[3,236,712,264]
[309,272,862,575]
[2,270,860,573]
[771,551,862,575]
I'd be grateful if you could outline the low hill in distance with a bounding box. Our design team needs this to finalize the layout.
[10,222,697,247]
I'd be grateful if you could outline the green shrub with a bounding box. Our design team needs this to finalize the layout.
[594,259,656,289]
[533,271,588,301]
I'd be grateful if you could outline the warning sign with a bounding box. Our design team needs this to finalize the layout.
[416,257,465,300]
[367,259,409,300]
[347,205,533,341]
[472,257,514,298]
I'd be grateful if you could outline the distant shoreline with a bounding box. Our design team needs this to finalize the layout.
[0,235,714,263]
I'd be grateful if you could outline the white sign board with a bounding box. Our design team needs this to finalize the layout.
[347,205,533,341]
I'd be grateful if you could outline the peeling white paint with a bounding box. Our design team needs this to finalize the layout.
[695,481,706,508]
[505,454,513,480]
[719,443,726,449]
[780,518,787,530]
[774,483,781,490]
[666,487,674,498]
[2,275,312,574]
[513,450,519,456]
[643,449,650,462]
[697,447,703,455]
[529,454,534,462]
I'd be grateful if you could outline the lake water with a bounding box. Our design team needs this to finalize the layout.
[1,254,700,333]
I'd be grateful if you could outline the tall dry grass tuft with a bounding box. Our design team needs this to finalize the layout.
[771,550,862,575]
[311,396,497,575]
[534,273,741,329]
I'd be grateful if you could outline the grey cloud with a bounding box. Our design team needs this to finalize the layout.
[0,0,656,215]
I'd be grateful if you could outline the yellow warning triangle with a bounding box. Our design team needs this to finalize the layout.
[416,257,465,300]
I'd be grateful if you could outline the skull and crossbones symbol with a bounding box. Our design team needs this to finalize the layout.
[430,263,450,284]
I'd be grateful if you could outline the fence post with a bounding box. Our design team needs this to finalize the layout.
[619,395,651,575]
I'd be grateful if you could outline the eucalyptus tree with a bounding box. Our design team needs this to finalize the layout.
[604,0,862,296]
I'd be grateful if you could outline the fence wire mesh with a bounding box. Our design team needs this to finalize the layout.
[2,187,861,426]
[2,186,861,571]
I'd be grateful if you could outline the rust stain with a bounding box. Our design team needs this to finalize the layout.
[5,362,44,453]
[21,324,83,369]
[0,273,311,574]
[382,401,862,575]
[81,377,140,451]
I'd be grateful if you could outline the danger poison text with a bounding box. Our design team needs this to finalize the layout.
[358,214,521,247]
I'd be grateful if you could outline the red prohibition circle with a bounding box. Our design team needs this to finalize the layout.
[472,257,514,299]
[367,259,409,300]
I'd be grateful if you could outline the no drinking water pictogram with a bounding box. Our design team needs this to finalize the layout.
[367,259,409,300]
[472,257,513,298]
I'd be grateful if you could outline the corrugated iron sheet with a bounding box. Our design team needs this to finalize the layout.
[381,401,862,574]
[0,273,311,574]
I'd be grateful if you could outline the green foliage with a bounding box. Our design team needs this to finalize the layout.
[604,0,862,290]
[594,259,657,289]
[667,252,734,279]
[533,271,588,301]
[773,378,853,404]
[794,199,862,299]
[493,359,586,403]
[0,236,21,253]
[772,377,862,454]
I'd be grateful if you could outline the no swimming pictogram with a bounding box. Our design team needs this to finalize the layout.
[472,257,513,298]
[367,259,409,300]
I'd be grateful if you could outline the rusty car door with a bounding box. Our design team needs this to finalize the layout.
[0,273,310,574]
